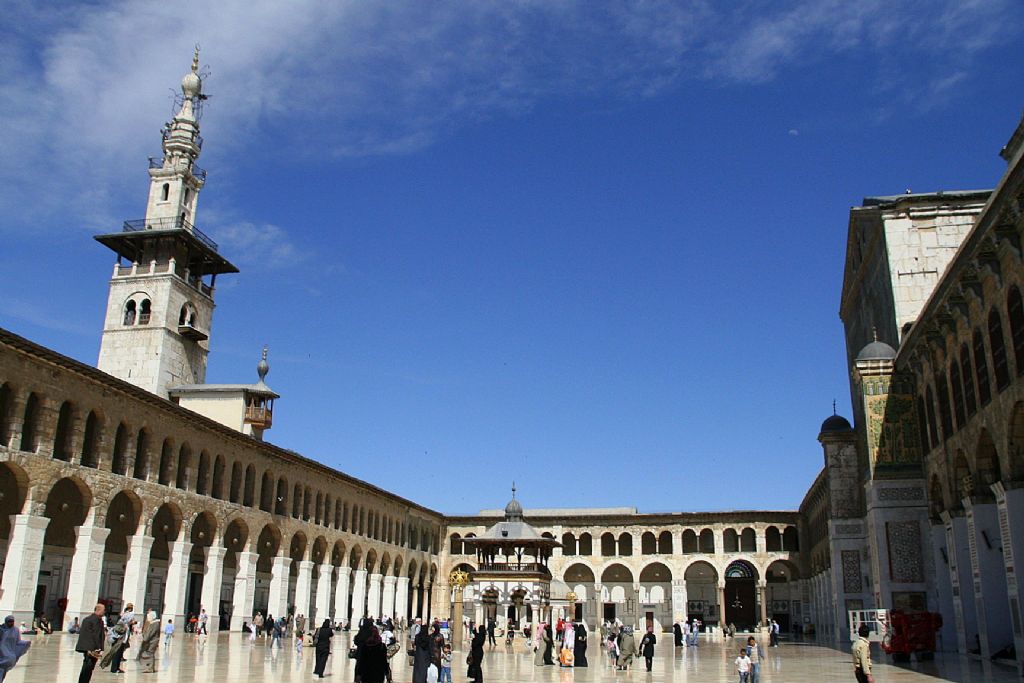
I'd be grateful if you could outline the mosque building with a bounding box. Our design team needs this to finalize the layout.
[0,51,1022,670]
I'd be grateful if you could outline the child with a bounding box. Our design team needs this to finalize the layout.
[164,619,175,647]
[295,629,304,655]
[736,647,752,683]
[440,644,452,683]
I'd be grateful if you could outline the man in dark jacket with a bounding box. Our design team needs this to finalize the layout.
[639,626,657,672]
[76,603,106,683]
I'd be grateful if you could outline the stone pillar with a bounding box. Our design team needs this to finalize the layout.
[382,575,397,619]
[268,556,292,619]
[314,563,333,625]
[757,581,768,627]
[424,583,433,621]
[994,484,1024,672]
[162,539,193,628]
[929,523,957,651]
[965,499,1012,659]
[671,578,687,624]
[351,569,368,622]
[202,546,226,632]
[717,582,726,632]
[230,551,258,631]
[0,515,50,623]
[942,512,977,653]
[395,577,410,624]
[121,533,154,613]
[367,573,383,619]
[65,524,111,624]
[411,585,422,619]
[334,567,352,626]
[294,560,315,623]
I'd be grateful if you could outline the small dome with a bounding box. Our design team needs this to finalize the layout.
[820,414,852,433]
[505,497,523,518]
[181,71,202,99]
[856,339,896,362]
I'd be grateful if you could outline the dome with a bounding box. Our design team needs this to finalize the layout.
[504,497,523,519]
[820,414,852,433]
[856,339,896,362]
[181,71,202,99]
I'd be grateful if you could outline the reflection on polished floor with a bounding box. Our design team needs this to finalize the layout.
[4,631,1020,683]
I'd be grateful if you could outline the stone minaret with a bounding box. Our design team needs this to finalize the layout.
[95,48,238,397]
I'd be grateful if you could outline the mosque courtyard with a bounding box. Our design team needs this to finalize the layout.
[3,630,1018,683]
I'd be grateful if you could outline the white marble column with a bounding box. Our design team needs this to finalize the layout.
[994,484,1024,672]
[334,567,352,626]
[412,586,421,619]
[966,500,1012,659]
[230,551,258,631]
[367,573,383,619]
[314,563,333,626]
[671,578,687,624]
[201,546,226,632]
[395,577,410,623]
[382,575,397,619]
[943,512,977,654]
[0,515,49,623]
[65,524,111,624]
[294,560,314,623]
[351,569,368,622]
[162,539,193,629]
[268,556,292,619]
[121,533,154,613]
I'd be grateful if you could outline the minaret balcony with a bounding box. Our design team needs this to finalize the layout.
[147,157,208,182]
[123,217,218,252]
[177,323,208,342]
[244,405,273,428]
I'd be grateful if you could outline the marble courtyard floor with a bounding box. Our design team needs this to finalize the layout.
[4,631,1018,683]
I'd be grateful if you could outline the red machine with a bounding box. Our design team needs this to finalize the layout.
[881,610,943,661]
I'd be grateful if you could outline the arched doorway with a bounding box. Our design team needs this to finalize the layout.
[724,560,759,630]
[600,563,634,624]
[564,563,596,623]
[638,562,672,632]
[765,560,799,631]
[40,478,92,626]
[101,491,143,614]
[683,561,718,627]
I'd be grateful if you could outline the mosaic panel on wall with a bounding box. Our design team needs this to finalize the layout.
[886,520,925,583]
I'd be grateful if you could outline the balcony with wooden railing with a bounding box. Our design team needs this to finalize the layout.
[245,405,273,429]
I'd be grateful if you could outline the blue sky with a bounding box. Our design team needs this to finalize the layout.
[2,1,1023,514]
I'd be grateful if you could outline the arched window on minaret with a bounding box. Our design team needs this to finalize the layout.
[184,188,191,205]
[123,300,137,326]
[161,183,170,201]
[139,299,151,325]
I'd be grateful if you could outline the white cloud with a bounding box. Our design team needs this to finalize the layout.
[213,220,302,270]
[0,0,1016,233]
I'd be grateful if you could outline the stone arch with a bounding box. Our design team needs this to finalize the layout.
[223,518,250,553]
[275,477,288,516]
[379,551,392,576]
[0,382,14,447]
[196,450,211,495]
[79,409,103,468]
[740,527,756,552]
[658,530,673,554]
[132,428,149,480]
[243,464,256,507]
[600,532,616,556]
[641,531,657,555]
[699,528,715,553]
[349,544,364,570]
[723,528,740,552]
[682,529,698,553]
[618,532,633,556]
[157,437,175,485]
[725,559,759,579]
[561,532,577,555]
[52,400,75,461]
[229,461,242,503]
[311,535,329,564]
[392,554,404,576]
[290,530,309,567]
[564,562,597,583]
[331,539,348,567]
[149,501,185,562]
[449,532,462,555]
[765,525,782,552]
[952,450,973,504]
[259,470,274,512]
[975,428,1002,492]
[365,547,378,573]
[176,442,192,490]
[42,477,92,547]
[293,483,304,518]
[639,561,672,582]
[189,510,218,564]
[256,523,283,573]
[111,422,130,475]
[211,454,226,499]
[0,461,30,542]
[19,392,42,452]
[1009,402,1024,481]
[103,489,143,555]
[782,526,799,551]
[600,563,634,583]
[578,532,593,556]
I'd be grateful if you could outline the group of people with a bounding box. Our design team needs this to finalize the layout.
[672,617,703,647]
[74,602,165,683]
[527,619,589,669]
[408,616,475,683]
[600,621,657,671]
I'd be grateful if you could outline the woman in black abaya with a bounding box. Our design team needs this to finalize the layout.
[467,624,486,683]
[573,623,588,667]
[313,619,333,678]
[411,624,432,683]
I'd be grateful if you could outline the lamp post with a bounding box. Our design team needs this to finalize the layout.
[449,569,470,649]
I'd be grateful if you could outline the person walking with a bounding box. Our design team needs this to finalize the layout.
[736,647,752,683]
[467,624,485,683]
[355,625,392,683]
[573,622,588,667]
[0,615,31,683]
[639,626,656,672]
[411,622,432,683]
[312,619,333,678]
[108,604,136,674]
[162,619,174,647]
[770,619,780,647]
[487,619,496,647]
[746,636,765,683]
[138,611,161,673]
[673,620,683,647]
[76,603,106,683]
[271,616,284,648]
[197,608,208,636]
[852,624,874,683]
[254,612,264,638]
[100,620,129,673]
[616,626,637,670]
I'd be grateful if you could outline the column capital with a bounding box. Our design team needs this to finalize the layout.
[337,565,352,577]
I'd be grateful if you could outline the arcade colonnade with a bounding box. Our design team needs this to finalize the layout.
[0,330,443,629]
[444,519,804,633]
